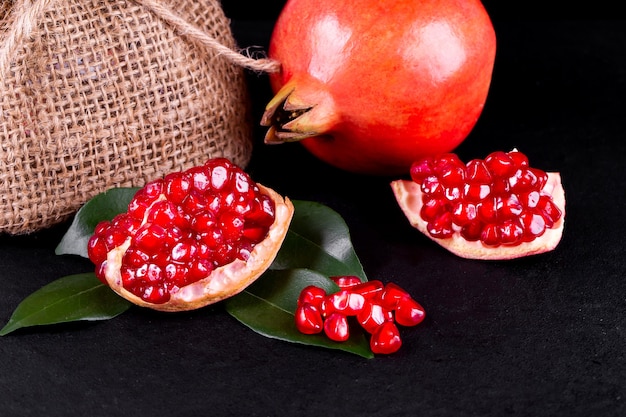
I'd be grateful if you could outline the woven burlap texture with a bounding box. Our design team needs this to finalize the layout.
[0,0,278,235]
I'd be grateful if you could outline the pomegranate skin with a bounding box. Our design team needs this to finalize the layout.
[262,0,496,176]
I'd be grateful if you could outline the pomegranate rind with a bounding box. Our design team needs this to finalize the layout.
[102,184,294,312]
[390,173,565,260]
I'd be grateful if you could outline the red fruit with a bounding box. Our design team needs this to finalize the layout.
[324,313,350,342]
[391,149,566,260]
[350,280,385,300]
[295,303,324,334]
[370,322,403,355]
[330,275,363,288]
[260,0,496,176]
[325,290,366,316]
[357,301,393,334]
[379,282,411,310]
[294,280,426,354]
[297,285,327,311]
[87,158,294,311]
[395,296,426,327]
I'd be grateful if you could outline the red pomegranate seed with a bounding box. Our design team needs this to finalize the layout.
[477,196,499,223]
[498,220,524,245]
[325,290,365,316]
[426,212,454,239]
[439,162,465,188]
[444,185,463,201]
[219,211,245,242]
[395,296,426,327]
[166,263,191,287]
[460,220,483,242]
[146,201,178,227]
[188,166,210,192]
[464,182,491,201]
[245,195,276,227]
[330,275,363,288]
[421,175,443,196]
[295,303,324,335]
[484,151,516,178]
[379,282,410,310]
[182,190,209,215]
[87,235,108,265]
[420,197,448,223]
[499,194,523,220]
[187,258,214,282]
[432,153,464,176]
[324,313,350,342]
[165,173,191,204]
[191,212,216,233]
[465,159,493,184]
[297,285,327,310]
[509,167,546,192]
[124,247,150,267]
[536,195,562,227]
[507,149,529,167]
[103,225,128,250]
[481,223,500,246]
[214,243,237,265]
[519,190,541,208]
[95,262,108,283]
[349,280,384,299]
[520,211,546,240]
[491,178,511,196]
[409,157,434,183]
[370,322,402,355]
[209,164,230,190]
[133,224,168,252]
[452,201,478,226]
[141,284,168,304]
[357,301,393,334]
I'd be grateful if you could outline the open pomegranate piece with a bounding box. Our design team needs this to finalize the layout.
[87,158,294,311]
[391,150,565,260]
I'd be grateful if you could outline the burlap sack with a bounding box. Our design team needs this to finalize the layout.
[0,0,279,235]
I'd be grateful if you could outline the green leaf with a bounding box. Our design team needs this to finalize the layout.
[0,273,131,336]
[224,269,374,359]
[271,200,367,280]
[55,187,140,258]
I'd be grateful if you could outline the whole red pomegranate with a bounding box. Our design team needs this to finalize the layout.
[261,0,496,176]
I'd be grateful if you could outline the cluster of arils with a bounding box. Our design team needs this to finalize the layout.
[410,150,562,246]
[87,157,294,311]
[295,276,426,355]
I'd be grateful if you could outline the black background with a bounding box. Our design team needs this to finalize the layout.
[2,2,625,417]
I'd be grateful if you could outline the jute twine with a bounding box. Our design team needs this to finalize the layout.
[0,0,280,235]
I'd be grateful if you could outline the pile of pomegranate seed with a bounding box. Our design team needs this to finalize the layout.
[88,158,276,305]
[409,149,562,246]
[295,276,426,355]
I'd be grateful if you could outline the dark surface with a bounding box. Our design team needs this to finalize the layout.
[1,6,625,417]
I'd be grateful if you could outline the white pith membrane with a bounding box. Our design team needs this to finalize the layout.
[391,173,565,260]
[102,184,294,311]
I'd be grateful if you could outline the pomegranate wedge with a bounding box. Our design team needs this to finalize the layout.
[88,158,294,311]
[391,150,565,260]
